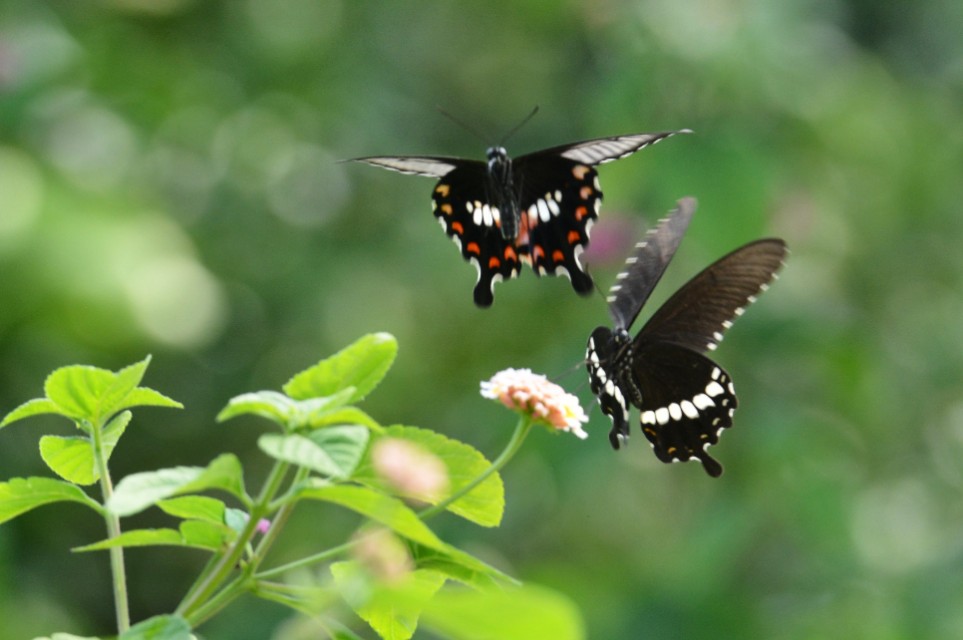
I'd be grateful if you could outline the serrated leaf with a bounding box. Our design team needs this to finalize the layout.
[0,477,102,524]
[157,495,226,523]
[40,359,180,425]
[75,520,230,552]
[259,426,369,479]
[422,584,585,640]
[284,333,397,403]
[331,562,446,640]
[0,398,67,428]
[39,436,97,485]
[356,426,504,527]
[39,412,131,485]
[115,387,183,412]
[119,613,193,640]
[107,454,246,517]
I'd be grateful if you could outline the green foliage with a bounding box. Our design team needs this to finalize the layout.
[0,335,581,639]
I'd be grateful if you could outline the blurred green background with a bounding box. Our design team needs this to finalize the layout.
[2,1,962,638]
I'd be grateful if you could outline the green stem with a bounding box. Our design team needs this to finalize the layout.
[419,414,533,520]
[255,540,356,580]
[90,417,130,633]
[176,460,290,618]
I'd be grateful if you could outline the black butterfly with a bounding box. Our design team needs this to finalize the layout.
[350,130,690,306]
[585,197,787,477]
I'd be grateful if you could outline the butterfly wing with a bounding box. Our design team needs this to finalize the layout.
[351,155,523,307]
[605,197,696,331]
[511,131,692,295]
[637,239,788,352]
[629,342,737,477]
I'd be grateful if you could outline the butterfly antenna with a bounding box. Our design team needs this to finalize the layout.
[435,106,491,145]
[500,105,540,145]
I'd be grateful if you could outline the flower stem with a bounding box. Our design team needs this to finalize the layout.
[419,415,533,520]
[90,417,130,633]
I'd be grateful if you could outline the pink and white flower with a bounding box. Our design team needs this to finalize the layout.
[480,368,589,439]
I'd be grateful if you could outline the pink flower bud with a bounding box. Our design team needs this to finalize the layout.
[372,438,449,502]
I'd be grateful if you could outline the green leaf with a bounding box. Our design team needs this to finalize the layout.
[107,454,246,516]
[307,406,383,431]
[119,613,193,640]
[356,426,504,527]
[331,562,446,640]
[284,333,397,403]
[157,495,226,523]
[422,584,585,640]
[39,436,96,485]
[298,483,444,549]
[76,520,231,552]
[0,477,102,524]
[39,411,131,485]
[217,389,357,431]
[115,387,183,412]
[0,398,67,428]
[258,426,369,479]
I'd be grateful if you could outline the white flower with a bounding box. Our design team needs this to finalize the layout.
[480,368,589,439]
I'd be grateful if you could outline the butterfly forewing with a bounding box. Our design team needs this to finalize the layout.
[606,197,695,331]
[637,239,788,352]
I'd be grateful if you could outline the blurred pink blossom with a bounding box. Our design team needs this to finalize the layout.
[372,438,449,502]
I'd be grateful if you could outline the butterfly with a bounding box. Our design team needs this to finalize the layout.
[585,197,787,477]
[350,129,690,306]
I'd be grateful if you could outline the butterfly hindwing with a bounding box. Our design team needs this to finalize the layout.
[430,161,523,306]
[630,341,737,478]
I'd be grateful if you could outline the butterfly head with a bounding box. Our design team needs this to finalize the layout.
[485,146,511,179]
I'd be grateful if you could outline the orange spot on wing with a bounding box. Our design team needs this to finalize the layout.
[451,221,464,235]
[552,249,565,263]
[435,184,450,197]
[575,206,589,220]
[532,245,545,261]
[503,246,518,262]
[466,242,481,255]
[489,256,501,269]
[580,186,594,200]
[440,203,453,215]
[572,165,590,180]
[567,230,581,244]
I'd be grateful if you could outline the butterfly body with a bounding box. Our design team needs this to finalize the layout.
[351,130,689,306]
[585,198,787,477]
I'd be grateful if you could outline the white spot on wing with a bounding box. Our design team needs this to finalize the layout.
[706,381,725,397]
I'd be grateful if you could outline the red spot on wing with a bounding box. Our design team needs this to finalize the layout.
[451,221,464,235]
[532,245,545,261]
[567,230,581,244]
[552,249,565,263]
[466,242,481,255]
[489,256,501,269]
[575,206,589,221]
[504,246,518,262]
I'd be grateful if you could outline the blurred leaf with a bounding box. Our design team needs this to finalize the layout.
[330,562,446,640]
[36,634,102,640]
[0,398,67,429]
[119,613,193,639]
[422,584,585,640]
[284,333,398,403]
[259,426,369,479]
[39,411,131,485]
[297,482,443,549]
[356,425,504,527]
[0,477,102,524]
[308,406,383,431]
[157,495,226,524]
[107,454,246,516]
